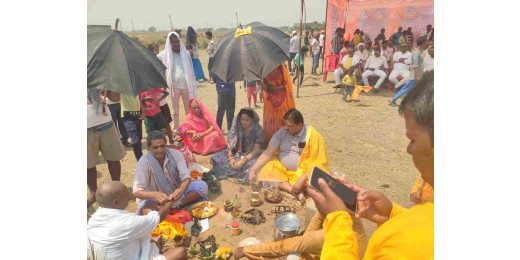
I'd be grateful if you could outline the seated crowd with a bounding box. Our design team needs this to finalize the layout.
[331,25,434,103]
[87,26,434,260]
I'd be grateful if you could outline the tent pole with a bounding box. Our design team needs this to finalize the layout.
[297,0,304,98]
[322,0,329,73]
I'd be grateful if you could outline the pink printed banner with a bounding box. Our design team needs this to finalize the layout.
[325,0,434,55]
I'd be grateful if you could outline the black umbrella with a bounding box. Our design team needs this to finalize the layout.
[209,22,290,83]
[87,25,168,97]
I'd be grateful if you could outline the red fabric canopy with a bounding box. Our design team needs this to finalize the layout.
[325,0,434,55]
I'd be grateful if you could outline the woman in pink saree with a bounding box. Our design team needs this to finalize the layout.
[180,98,227,155]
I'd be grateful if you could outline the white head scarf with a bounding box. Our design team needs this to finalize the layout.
[161,31,198,99]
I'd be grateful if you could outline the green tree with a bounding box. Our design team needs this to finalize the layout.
[148,26,157,32]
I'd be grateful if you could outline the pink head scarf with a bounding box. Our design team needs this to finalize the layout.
[179,98,226,155]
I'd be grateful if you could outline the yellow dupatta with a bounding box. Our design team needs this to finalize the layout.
[258,125,329,185]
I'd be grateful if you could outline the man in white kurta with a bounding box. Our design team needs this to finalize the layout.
[87,181,187,260]
[362,47,388,91]
[157,32,198,132]
[389,43,412,89]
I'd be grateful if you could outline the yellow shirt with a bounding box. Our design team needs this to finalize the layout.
[353,34,361,46]
[343,56,354,70]
[120,94,141,113]
[342,74,356,86]
[322,202,434,259]
[410,175,434,204]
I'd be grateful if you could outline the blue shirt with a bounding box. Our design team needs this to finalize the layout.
[211,72,236,94]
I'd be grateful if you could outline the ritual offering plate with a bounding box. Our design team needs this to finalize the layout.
[190,201,217,219]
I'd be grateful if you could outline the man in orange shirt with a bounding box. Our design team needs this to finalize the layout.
[307,70,434,259]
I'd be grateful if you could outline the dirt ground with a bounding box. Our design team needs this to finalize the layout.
[89,36,418,256]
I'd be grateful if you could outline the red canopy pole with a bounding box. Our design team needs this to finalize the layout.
[322,0,329,73]
[296,0,304,98]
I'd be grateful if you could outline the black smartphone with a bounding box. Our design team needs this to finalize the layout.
[308,166,357,212]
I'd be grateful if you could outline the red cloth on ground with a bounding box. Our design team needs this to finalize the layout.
[165,210,193,224]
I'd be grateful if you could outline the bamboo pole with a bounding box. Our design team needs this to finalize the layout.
[322,0,329,73]
[296,0,304,98]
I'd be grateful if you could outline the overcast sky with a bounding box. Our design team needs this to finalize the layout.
[87,0,326,31]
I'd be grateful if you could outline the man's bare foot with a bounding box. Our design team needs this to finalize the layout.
[254,104,260,108]
[87,192,96,207]
[234,247,245,259]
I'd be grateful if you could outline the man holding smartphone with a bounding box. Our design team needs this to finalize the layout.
[307,71,434,259]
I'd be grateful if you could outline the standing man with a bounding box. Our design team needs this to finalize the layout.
[87,89,126,207]
[361,30,371,44]
[121,93,144,161]
[158,32,198,132]
[211,72,236,132]
[362,47,388,93]
[423,45,434,72]
[389,43,412,90]
[375,28,386,44]
[353,29,362,46]
[406,27,414,46]
[425,25,433,41]
[331,27,344,55]
[381,40,394,62]
[319,30,325,58]
[206,31,216,84]
[304,31,310,49]
[106,96,130,147]
[289,31,300,75]
[389,26,403,47]
[310,32,321,75]
[390,36,428,106]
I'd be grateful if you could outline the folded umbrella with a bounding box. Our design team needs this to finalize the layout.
[209,22,290,83]
[87,25,167,97]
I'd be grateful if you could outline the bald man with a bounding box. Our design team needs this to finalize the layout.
[87,181,187,260]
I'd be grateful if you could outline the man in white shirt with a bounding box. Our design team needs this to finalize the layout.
[289,31,300,75]
[423,45,434,72]
[426,25,433,41]
[354,43,367,67]
[87,90,126,208]
[362,47,388,92]
[158,32,198,132]
[319,30,325,57]
[389,43,412,90]
[133,131,208,209]
[310,32,321,75]
[87,181,187,260]
[206,31,216,84]
[381,40,394,62]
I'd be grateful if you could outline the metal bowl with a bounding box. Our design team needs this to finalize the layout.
[274,213,301,241]
[275,213,301,232]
